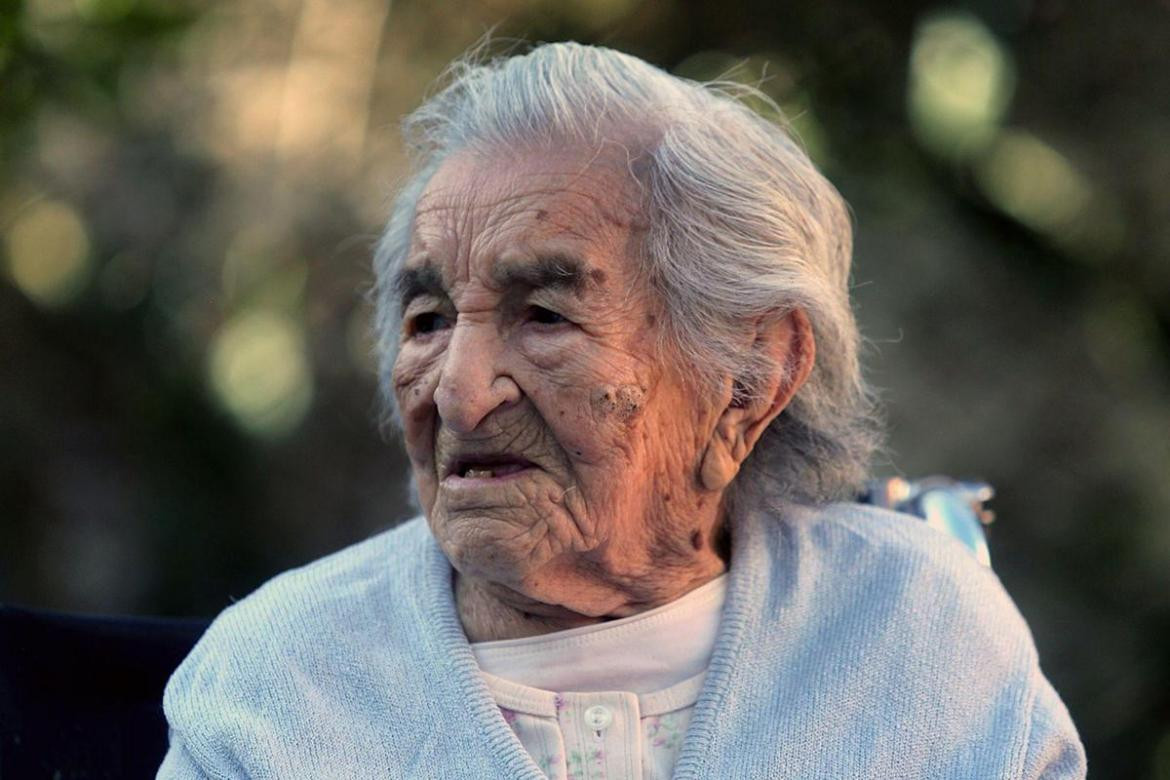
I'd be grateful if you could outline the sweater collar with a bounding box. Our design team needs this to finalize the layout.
[410,504,778,779]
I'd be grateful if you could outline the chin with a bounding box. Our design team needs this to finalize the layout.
[435,522,546,583]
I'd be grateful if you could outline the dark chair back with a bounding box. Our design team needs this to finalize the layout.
[0,605,209,779]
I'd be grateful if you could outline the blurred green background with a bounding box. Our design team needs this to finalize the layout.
[1,0,1167,776]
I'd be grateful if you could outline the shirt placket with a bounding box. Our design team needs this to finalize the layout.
[555,691,642,780]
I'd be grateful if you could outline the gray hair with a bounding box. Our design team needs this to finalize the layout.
[372,42,883,505]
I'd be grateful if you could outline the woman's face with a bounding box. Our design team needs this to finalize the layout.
[390,147,725,617]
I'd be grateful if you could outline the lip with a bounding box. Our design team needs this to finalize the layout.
[442,465,538,488]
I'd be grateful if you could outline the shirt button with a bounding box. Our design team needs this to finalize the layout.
[583,704,613,731]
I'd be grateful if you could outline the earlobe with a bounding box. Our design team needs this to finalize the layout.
[699,437,740,492]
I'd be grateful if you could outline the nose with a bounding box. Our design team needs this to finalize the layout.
[433,319,521,433]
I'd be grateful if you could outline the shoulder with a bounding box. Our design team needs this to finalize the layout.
[784,501,1036,661]
[788,499,991,568]
[161,517,436,774]
[782,501,1023,628]
[707,502,1086,777]
[190,516,430,651]
[740,502,1085,776]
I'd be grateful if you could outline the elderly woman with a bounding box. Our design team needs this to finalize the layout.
[159,43,1085,778]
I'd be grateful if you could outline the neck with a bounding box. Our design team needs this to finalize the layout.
[455,548,727,643]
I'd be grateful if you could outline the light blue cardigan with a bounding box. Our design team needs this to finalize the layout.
[159,502,1086,778]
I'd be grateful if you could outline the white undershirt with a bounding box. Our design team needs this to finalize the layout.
[471,574,727,780]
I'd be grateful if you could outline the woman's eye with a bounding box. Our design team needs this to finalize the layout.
[410,312,450,335]
[528,306,567,326]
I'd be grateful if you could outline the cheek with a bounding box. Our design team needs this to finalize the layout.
[528,368,652,467]
[515,329,575,374]
[392,341,445,463]
[513,338,598,453]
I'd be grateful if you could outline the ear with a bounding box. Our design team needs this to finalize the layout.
[699,309,816,492]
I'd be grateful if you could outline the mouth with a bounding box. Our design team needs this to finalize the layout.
[443,453,537,483]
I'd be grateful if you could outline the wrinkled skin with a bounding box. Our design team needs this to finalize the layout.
[391,145,811,641]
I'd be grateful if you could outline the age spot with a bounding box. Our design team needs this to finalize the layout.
[589,384,645,424]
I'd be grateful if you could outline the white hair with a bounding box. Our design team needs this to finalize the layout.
[372,42,883,505]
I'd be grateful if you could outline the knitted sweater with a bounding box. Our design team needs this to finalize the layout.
[159,502,1086,779]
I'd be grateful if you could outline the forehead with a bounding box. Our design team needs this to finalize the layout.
[408,146,644,280]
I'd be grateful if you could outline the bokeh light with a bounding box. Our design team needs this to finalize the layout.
[208,309,313,437]
[3,198,92,307]
[975,129,1092,236]
[908,11,1015,159]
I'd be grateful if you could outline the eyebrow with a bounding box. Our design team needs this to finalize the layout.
[491,253,588,297]
[394,253,590,308]
[394,263,446,309]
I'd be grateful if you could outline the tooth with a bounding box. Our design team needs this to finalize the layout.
[465,468,494,479]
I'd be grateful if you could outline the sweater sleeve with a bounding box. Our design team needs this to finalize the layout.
[1021,675,1087,779]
